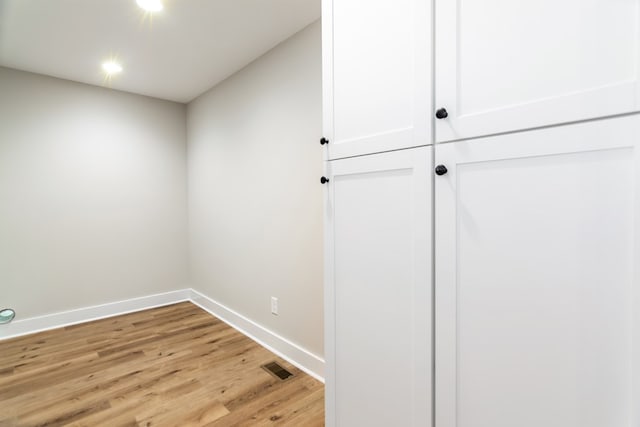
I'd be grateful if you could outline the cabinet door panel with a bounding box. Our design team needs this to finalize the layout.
[323,0,431,159]
[435,115,640,427]
[324,147,431,426]
[435,0,640,142]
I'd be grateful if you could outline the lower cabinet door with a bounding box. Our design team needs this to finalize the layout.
[435,115,640,427]
[324,147,432,427]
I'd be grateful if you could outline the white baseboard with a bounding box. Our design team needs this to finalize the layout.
[190,289,325,382]
[0,288,325,383]
[0,289,191,341]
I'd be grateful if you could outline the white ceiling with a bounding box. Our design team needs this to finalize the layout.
[0,0,320,103]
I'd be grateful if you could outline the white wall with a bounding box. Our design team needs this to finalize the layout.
[0,67,189,319]
[188,21,323,357]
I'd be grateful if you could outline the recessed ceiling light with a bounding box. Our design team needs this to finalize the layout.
[102,61,123,75]
[136,0,163,12]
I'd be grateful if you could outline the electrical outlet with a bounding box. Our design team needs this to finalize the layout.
[271,297,278,315]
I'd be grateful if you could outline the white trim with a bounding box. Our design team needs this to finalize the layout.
[190,289,325,382]
[0,289,191,340]
[0,288,325,383]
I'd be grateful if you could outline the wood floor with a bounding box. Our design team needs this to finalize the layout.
[0,302,324,426]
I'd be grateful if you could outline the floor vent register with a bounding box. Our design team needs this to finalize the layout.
[262,361,294,381]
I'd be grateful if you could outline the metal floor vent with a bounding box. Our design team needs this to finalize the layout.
[262,361,293,381]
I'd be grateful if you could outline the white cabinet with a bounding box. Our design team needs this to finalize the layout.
[322,0,431,159]
[324,147,432,427]
[324,1,640,426]
[434,115,640,427]
[435,0,640,142]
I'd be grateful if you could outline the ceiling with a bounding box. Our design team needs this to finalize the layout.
[0,0,320,103]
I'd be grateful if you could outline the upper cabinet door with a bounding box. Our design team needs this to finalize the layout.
[322,0,431,160]
[435,0,640,142]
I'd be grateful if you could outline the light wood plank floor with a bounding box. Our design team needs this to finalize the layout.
[0,302,324,426]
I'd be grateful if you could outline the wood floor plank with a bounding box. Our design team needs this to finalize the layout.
[0,302,324,426]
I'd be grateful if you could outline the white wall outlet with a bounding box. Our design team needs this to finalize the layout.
[271,297,278,315]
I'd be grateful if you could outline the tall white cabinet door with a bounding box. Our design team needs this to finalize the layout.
[434,115,640,427]
[324,147,432,427]
[322,0,431,160]
[435,0,640,142]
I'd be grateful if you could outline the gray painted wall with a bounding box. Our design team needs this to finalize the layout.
[187,21,323,357]
[0,67,189,318]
